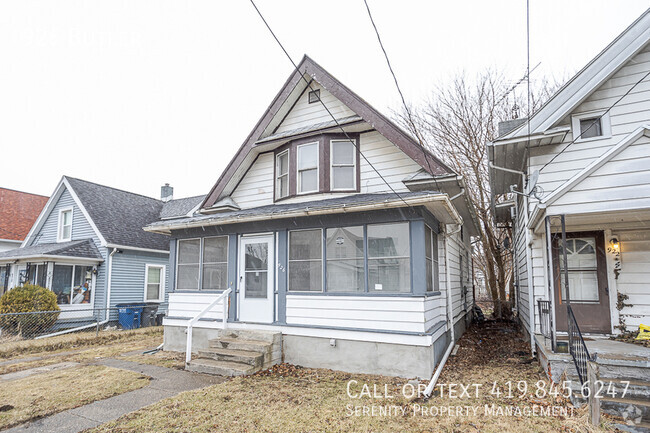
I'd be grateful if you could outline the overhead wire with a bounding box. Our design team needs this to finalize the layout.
[248,0,414,208]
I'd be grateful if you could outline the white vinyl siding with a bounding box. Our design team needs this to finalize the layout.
[275,82,356,134]
[230,131,422,209]
[617,229,650,329]
[529,43,650,203]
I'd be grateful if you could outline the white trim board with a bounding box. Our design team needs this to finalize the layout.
[542,125,650,207]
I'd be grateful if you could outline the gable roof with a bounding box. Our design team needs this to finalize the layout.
[496,8,650,142]
[201,55,453,209]
[0,239,103,262]
[64,177,171,251]
[160,195,205,220]
[0,188,48,241]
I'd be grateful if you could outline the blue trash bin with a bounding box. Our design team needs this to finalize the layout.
[116,304,146,330]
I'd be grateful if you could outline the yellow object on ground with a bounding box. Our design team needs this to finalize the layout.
[637,324,650,340]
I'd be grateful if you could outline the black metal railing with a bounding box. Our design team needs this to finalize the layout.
[567,305,593,384]
[538,300,552,339]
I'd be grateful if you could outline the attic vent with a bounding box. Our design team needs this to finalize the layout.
[308,89,320,104]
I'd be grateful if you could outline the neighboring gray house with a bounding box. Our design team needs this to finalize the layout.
[0,176,204,325]
[145,56,480,379]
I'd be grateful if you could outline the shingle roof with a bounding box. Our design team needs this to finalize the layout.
[147,191,439,230]
[0,239,103,261]
[0,188,48,241]
[65,177,171,251]
[159,195,205,220]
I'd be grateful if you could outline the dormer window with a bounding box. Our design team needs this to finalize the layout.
[58,208,72,242]
[297,142,319,194]
[276,150,289,199]
[572,111,610,142]
[330,139,356,190]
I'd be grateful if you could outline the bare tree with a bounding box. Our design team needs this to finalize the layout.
[395,70,557,318]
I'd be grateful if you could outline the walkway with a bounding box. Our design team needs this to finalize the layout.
[5,358,225,433]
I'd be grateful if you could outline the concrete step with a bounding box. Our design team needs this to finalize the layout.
[601,397,650,423]
[209,337,272,354]
[198,348,264,367]
[612,420,650,433]
[598,364,650,382]
[187,358,258,376]
[217,329,281,344]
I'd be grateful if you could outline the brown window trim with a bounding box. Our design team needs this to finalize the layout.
[273,132,360,203]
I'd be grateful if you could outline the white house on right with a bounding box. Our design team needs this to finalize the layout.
[489,4,650,368]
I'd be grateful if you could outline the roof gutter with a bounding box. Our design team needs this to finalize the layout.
[145,194,463,234]
[0,254,104,265]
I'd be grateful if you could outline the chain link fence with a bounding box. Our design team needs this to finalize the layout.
[0,305,164,345]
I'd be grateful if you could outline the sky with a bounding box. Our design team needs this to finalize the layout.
[0,0,648,199]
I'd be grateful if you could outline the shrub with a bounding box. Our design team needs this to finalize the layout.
[0,284,60,336]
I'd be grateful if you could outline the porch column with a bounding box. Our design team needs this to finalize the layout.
[227,234,238,322]
[410,220,427,295]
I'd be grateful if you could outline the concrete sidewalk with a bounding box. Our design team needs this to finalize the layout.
[5,358,225,433]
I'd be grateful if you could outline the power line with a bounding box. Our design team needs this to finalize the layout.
[539,68,650,173]
[248,0,413,208]
[361,0,437,180]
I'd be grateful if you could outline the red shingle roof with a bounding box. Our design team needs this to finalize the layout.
[0,188,49,241]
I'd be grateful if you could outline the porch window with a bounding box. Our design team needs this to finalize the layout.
[368,222,410,292]
[425,225,439,292]
[330,140,356,190]
[326,226,364,292]
[202,236,228,290]
[297,142,319,194]
[177,239,200,290]
[288,229,322,291]
[26,263,48,288]
[52,264,93,305]
[145,265,164,302]
[58,209,72,242]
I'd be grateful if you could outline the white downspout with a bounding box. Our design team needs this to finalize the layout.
[424,225,458,397]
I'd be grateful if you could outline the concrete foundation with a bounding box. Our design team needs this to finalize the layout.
[164,325,454,379]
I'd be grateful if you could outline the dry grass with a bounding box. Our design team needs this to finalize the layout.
[0,365,150,430]
[122,350,185,370]
[0,327,165,376]
[87,322,618,433]
[0,326,164,360]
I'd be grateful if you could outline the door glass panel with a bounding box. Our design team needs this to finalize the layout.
[245,242,269,298]
[559,237,599,303]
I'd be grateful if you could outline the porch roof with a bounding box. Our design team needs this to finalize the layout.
[0,239,104,264]
[144,191,463,234]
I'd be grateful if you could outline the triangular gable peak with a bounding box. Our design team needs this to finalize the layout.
[497,8,650,142]
[202,55,452,209]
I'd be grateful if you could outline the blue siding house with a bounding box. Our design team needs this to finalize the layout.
[0,176,203,325]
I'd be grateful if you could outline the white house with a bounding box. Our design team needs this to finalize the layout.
[489,9,650,351]
[145,55,480,379]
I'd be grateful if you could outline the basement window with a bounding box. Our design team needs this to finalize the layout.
[308,89,320,104]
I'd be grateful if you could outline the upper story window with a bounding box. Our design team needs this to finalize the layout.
[58,208,73,242]
[571,111,610,142]
[276,150,289,199]
[273,133,360,201]
[330,140,356,191]
[297,142,319,194]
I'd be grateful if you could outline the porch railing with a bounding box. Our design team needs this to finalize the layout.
[185,289,231,365]
[567,304,594,384]
[537,300,552,340]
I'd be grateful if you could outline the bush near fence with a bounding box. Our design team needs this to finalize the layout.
[0,285,60,337]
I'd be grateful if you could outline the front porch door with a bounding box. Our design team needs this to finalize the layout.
[238,235,275,323]
[552,231,611,333]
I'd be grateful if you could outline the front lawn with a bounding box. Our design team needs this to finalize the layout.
[88,322,615,433]
[0,365,149,430]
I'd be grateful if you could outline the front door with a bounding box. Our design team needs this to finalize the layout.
[552,231,611,333]
[238,235,275,323]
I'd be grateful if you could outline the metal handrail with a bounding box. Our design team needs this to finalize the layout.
[185,289,231,365]
[537,300,552,339]
[567,304,593,384]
